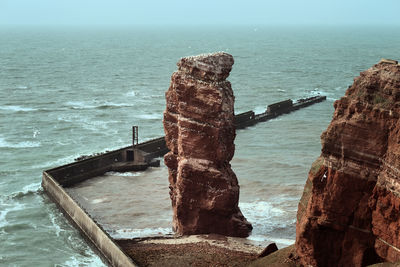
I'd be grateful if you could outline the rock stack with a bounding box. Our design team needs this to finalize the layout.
[163,52,252,237]
[296,59,400,266]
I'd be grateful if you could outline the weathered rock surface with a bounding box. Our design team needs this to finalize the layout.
[296,59,400,267]
[258,243,279,258]
[163,52,252,237]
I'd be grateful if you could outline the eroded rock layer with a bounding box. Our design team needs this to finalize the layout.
[163,52,252,237]
[296,60,400,267]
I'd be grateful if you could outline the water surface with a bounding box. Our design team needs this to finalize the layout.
[1,25,399,266]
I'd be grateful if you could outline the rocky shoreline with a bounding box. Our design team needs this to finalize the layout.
[295,59,400,266]
[156,57,400,267]
[116,235,262,267]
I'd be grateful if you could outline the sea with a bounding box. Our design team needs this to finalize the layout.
[0,25,399,266]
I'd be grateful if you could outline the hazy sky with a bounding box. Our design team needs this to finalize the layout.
[1,0,399,26]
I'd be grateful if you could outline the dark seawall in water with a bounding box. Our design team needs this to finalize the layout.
[42,95,325,266]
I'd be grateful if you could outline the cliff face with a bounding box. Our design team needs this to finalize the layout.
[296,60,400,266]
[163,52,252,237]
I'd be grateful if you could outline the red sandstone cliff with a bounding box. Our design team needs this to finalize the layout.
[163,52,252,237]
[296,59,400,267]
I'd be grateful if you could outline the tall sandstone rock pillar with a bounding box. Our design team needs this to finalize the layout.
[163,52,252,237]
[296,60,400,267]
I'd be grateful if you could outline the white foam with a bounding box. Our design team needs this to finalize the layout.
[271,237,295,246]
[0,200,26,228]
[9,182,41,199]
[48,212,63,237]
[254,106,267,115]
[310,88,334,99]
[134,113,162,120]
[247,234,268,242]
[240,200,297,234]
[65,101,97,109]
[65,100,133,110]
[247,234,294,247]
[98,102,132,108]
[125,90,137,97]
[0,137,41,148]
[91,198,108,204]
[57,114,110,131]
[110,227,172,239]
[0,105,37,112]
[240,201,285,220]
[34,146,124,169]
[33,130,40,138]
[22,182,41,193]
[63,254,105,267]
[63,256,82,267]
[105,171,142,177]
[32,154,80,169]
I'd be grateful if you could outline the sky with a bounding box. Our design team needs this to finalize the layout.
[0,0,399,26]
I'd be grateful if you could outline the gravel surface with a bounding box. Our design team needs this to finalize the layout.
[117,236,260,267]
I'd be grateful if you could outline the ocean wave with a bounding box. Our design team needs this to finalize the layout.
[254,106,267,115]
[91,198,109,204]
[63,256,105,267]
[242,197,297,248]
[134,113,162,120]
[9,190,37,200]
[334,86,345,91]
[240,201,296,236]
[65,101,98,110]
[240,201,285,219]
[56,114,112,131]
[8,182,41,200]
[125,90,138,97]
[32,154,81,169]
[142,94,163,100]
[65,101,134,110]
[271,237,296,246]
[105,171,143,177]
[309,88,336,101]
[0,105,37,112]
[247,234,295,247]
[48,211,64,237]
[34,146,124,169]
[269,118,283,122]
[0,137,41,148]
[97,103,133,109]
[0,170,18,177]
[33,129,40,138]
[0,200,26,229]
[63,254,105,267]
[109,227,173,239]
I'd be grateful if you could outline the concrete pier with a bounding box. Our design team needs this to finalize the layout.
[42,95,326,266]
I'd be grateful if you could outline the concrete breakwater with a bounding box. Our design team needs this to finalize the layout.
[42,95,325,267]
[235,95,326,129]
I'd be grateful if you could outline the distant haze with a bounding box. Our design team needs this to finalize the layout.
[1,0,399,26]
